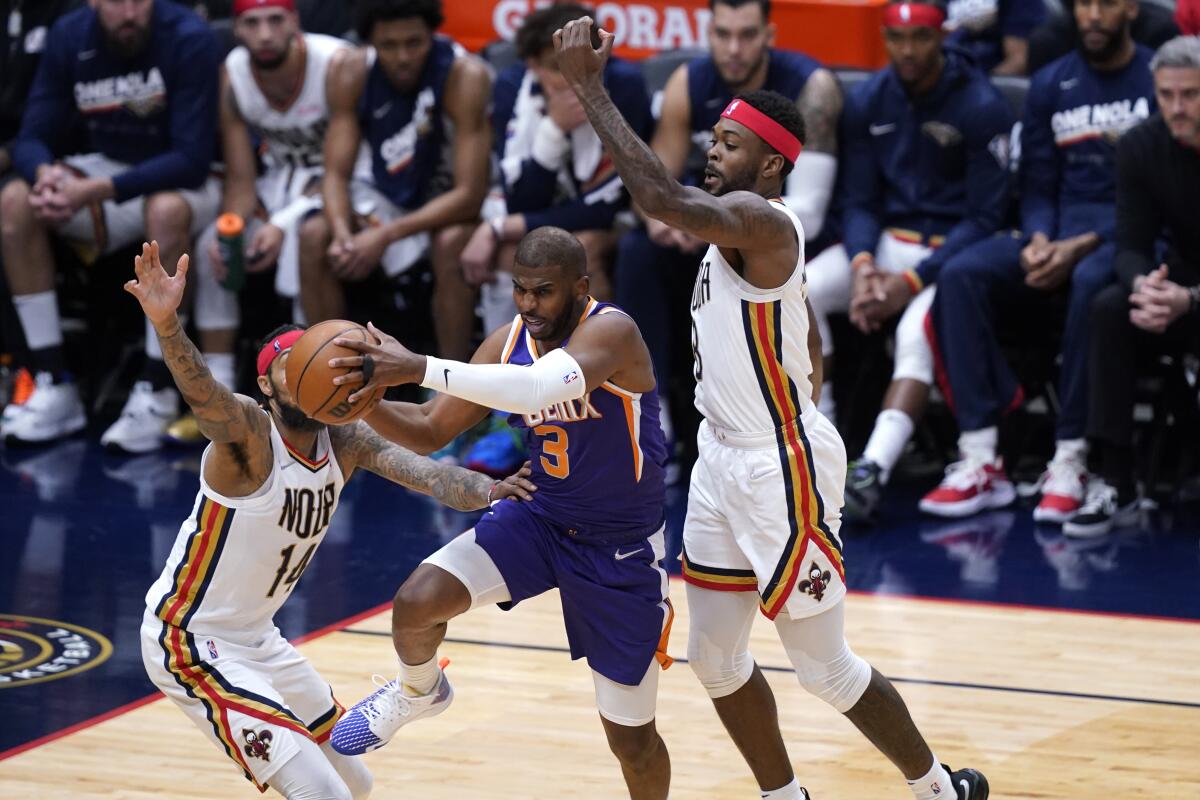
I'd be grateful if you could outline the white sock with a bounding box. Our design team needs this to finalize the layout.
[399,655,439,696]
[291,296,307,326]
[13,291,63,350]
[760,777,804,799]
[818,381,835,423]
[204,352,236,391]
[907,758,953,800]
[144,317,164,360]
[958,427,997,464]
[862,408,914,482]
[1053,437,1087,464]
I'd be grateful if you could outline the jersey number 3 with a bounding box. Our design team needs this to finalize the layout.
[535,425,571,478]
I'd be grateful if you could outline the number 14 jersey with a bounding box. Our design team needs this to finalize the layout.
[145,416,344,642]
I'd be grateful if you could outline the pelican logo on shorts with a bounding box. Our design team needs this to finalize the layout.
[797,562,832,602]
[0,614,112,688]
[242,728,274,762]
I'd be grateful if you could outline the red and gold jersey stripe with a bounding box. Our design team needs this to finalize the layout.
[741,300,844,619]
[306,696,345,744]
[681,546,760,592]
[281,436,329,472]
[153,497,235,629]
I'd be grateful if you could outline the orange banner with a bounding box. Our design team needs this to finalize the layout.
[445,0,889,69]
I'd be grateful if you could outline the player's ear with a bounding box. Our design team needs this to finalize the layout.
[762,152,785,182]
[257,374,273,398]
[576,274,591,298]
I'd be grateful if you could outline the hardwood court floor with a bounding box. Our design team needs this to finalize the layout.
[4,586,1198,799]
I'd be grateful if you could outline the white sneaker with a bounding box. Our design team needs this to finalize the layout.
[1062,480,1140,539]
[4,372,86,444]
[100,381,178,453]
[330,666,454,755]
[1032,456,1088,524]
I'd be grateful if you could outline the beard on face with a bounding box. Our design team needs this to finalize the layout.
[251,37,292,71]
[266,374,323,432]
[1078,21,1128,62]
[530,299,579,342]
[104,22,151,59]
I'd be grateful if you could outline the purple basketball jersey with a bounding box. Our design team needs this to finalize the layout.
[500,299,667,545]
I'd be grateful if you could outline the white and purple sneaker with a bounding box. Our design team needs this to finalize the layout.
[330,664,454,755]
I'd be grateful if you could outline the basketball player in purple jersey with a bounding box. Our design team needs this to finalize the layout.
[327,226,673,799]
[553,16,989,800]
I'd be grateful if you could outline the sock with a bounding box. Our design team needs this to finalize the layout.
[14,291,63,351]
[1052,437,1087,464]
[205,352,236,391]
[862,408,915,483]
[760,777,804,799]
[958,427,997,464]
[907,758,953,800]
[399,655,439,696]
[818,380,835,423]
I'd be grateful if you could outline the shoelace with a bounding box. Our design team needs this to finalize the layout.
[360,675,412,724]
[1078,482,1118,514]
[940,458,990,489]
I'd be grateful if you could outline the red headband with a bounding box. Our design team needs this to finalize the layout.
[257,329,305,377]
[883,3,947,28]
[720,99,803,164]
[233,0,296,17]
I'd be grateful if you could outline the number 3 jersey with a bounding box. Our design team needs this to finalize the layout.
[500,299,668,545]
[145,416,344,642]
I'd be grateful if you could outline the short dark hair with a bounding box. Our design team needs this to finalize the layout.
[355,0,444,42]
[515,227,588,278]
[515,3,599,62]
[709,0,771,19]
[734,89,806,176]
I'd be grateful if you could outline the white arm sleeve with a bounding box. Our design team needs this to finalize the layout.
[782,151,838,240]
[420,348,587,414]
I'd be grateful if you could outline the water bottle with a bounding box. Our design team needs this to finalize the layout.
[216,213,246,292]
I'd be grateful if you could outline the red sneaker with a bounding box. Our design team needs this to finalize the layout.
[919,458,1016,518]
[1032,456,1087,524]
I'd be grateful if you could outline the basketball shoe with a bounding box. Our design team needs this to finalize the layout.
[943,764,989,799]
[919,457,1015,518]
[101,381,178,453]
[843,458,884,523]
[4,372,87,444]
[330,665,454,755]
[0,367,35,437]
[1031,454,1088,524]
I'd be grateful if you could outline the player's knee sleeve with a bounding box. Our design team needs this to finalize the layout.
[192,224,240,331]
[321,742,373,800]
[790,640,871,713]
[892,302,933,383]
[687,635,755,699]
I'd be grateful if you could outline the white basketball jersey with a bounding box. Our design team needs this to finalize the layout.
[691,200,812,434]
[145,417,344,641]
[226,33,348,170]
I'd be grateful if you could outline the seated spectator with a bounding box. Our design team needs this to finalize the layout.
[183,0,358,443]
[1028,0,1179,74]
[0,0,220,451]
[457,3,651,306]
[945,0,1046,74]
[306,0,492,365]
[1072,36,1200,536]
[0,0,80,418]
[824,0,1013,522]
[926,0,1155,521]
[615,0,841,456]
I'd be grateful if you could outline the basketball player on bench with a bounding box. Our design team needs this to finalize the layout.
[127,240,533,800]
[554,16,990,800]
[325,226,673,800]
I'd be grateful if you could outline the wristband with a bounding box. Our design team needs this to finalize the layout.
[490,216,505,242]
[487,481,500,504]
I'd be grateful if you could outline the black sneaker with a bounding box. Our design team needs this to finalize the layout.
[943,764,989,799]
[1062,479,1138,539]
[844,459,883,522]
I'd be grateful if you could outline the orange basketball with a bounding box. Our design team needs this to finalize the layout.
[285,320,385,425]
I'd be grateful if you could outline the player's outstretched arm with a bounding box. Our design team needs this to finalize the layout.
[124,241,268,447]
[553,17,793,253]
[332,422,536,510]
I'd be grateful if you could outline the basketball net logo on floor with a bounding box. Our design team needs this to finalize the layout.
[0,614,112,688]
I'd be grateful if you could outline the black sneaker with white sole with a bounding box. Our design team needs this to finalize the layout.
[944,764,989,799]
[844,458,884,523]
[1062,479,1139,539]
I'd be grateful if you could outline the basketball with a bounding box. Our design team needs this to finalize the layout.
[285,319,385,425]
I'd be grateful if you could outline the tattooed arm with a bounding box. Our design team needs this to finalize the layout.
[332,422,534,511]
[552,18,794,262]
[125,242,272,496]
